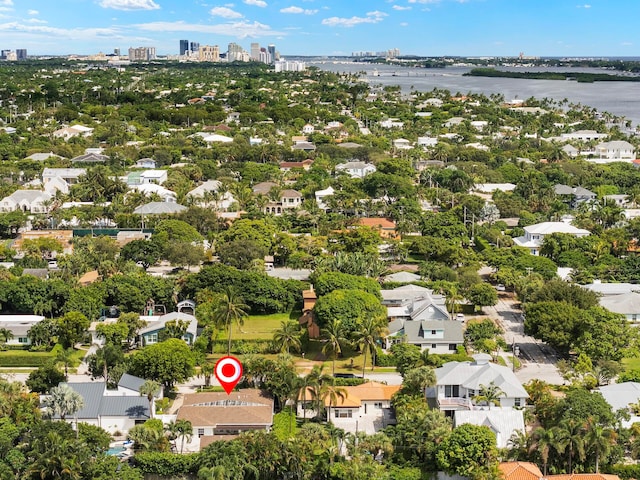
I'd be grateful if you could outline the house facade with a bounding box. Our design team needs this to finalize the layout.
[137,311,198,346]
[592,140,635,163]
[0,315,45,346]
[512,221,590,255]
[335,161,377,179]
[0,190,52,213]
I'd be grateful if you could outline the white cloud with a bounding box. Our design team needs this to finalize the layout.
[0,22,122,40]
[0,0,13,5]
[99,0,160,11]
[392,5,411,10]
[322,10,387,27]
[134,20,283,38]
[210,6,243,18]
[399,21,408,26]
[408,0,440,3]
[27,18,47,24]
[244,0,267,6]
[27,9,38,15]
[280,6,318,14]
[576,3,591,7]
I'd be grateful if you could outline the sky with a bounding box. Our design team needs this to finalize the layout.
[0,0,639,57]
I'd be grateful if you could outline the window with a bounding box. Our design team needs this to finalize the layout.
[431,330,436,335]
[431,344,437,349]
[514,398,521,407]
[444,385,460,398]
[18,337,28,344]
[449,344,457,351]
[147,333,158,343]
[335,410,352,418]
[198,428,205,437]
[374,402,383,408]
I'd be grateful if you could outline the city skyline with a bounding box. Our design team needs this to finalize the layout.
[0,0,638,57]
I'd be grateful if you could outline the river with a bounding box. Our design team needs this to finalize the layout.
[310,62,640,126]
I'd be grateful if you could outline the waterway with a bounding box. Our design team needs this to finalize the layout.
[311,62,640,126]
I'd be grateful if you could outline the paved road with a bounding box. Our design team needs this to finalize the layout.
[487,292,564,385]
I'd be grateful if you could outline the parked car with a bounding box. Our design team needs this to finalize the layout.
[456,313,465,321]
[496,284,506,291]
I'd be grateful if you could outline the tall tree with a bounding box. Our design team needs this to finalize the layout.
[272,320,302,354]
[472,382,506,409]
[352,317,387,377]
[139,380,161,419]
[321,319,349,376]
[212,287,249,356]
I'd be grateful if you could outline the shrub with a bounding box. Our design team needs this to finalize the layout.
[133,451,198,476]
[375,347,396,367]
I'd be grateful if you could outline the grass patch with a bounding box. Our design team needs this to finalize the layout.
[623,357,640,371]
[232,312,301,340]
[510,355,522,369]
[0,350,54,367]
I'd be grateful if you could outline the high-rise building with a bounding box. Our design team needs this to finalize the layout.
[128,46,156,62]
[179,39,189,56]
[16,49,27,60]
[227,42,246,62]
[250,42,260,61]
[268,44,276,64]
[190,42,200,54]
[199,45,220,62]
[113,48,120,56]
[0,50,10,60]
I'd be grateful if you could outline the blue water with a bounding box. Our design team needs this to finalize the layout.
[107,446,126,456]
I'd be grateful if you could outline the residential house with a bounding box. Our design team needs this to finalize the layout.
[357,217,399,240]
[383,271,421,283]
[455,409,525,448]
[0,315,45,346]
[264,189,303,215]
[597,382,640,428]
[71,153,109,164]
[52,374,152,435]
[604,194,629,207]
[393,138,412,150]
[0,190,52,213]
[42,168,86,185]
[470,120,488,131]
[562,144,580,158]
[512,221,590,255]
[133,202,187,215]
[561,130,608,141]
[427,353,529,413]
[139,170,168,185]
[279,159,314,172]
[386,319,464,354]
[13,230,74,255]
[177,389,274,451]
[591,140,635,163]
[417,136,438,148]
[186,180,235,210]
[249,137,263,146]
[129,183,177,203]
[583,280,640,296]
[298,382,401,435]
[599,292,640,323]
[444,117,465,127]
[379,118,404,129]
[338,142,363,149]
[553,184,597,208]
[302,123,315,134]
[315,186,335,210]
[195,132,233,144]
[499,462,622,480]
[253,182,278,196]
[137,311,198,346]
[299,287,320,339]
[26,152,62,162]
[135,158,157,169]
[291,142,316,152]
[52,125,94,141]
[335,161,376,179]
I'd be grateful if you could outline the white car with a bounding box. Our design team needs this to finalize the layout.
[496,284,506,291]
[455,313,465,321]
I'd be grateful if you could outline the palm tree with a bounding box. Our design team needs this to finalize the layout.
[0,327,13,350]
[213,287,249,356]
[558,419,586,474]
[43,384,84,421]
[352,317,387,377]
[175,419,193,454]
[321,382,347,424]
[139,379,161,419]
[585,419,616,473]
[272,320,302,354]
[321,319,348,376]
[530,426,563,476]
[56,347,75,380]
[472,382,506,409]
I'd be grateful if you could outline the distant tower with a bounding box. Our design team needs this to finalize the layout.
[113,48,120,56]
[16,49,27,60]
[179,39,189,55]
[250,42,260,61]
[190,42,200,54]
[268,44,276,64]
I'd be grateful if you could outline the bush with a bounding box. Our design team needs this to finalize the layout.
[375,347,396,367]
[332,377,368,387]
[0,351,54,367]
[210,339,276,355]
[133,451,198,476]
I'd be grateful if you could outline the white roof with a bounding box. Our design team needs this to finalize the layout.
[133,202,187,215]
[600,292,640,315]
[474,183,516,193]
[384,271,421,283]
[42,168,86,178]
[139,311,197,337]
[583,282,640,296]
[315,186,335,196]
[187,180,222,198]
[597,382,640,414]
[195,132,233,143]
[523,222,590,236]
[454,408,525,448]
[140,170,166,179]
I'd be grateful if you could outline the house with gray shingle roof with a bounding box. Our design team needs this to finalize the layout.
[427,353,528,412]
[386,319,464,354]
[455,408,525,448]
[137,311,198,346]
[53,375,151,434]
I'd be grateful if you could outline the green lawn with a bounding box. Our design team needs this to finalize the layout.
[622,357,640,371]
[232,312,301,340]
[0,347,86,368]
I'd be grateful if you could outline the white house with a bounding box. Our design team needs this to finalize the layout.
[298,382,401,435]
[417,136,438,148]
[52,125,94,141]
[591,140,635,163]
[315,186,335,210]
[0,315,45,346]
[139,170,168,185]
[264,189,303,216]
[0,190,52,213]
[454,408,525,448]
[129,183,177,203]
[137,311,198,346]
[186,180,235,210]
[386,320,464,354]
[335,161,376,179]
[393,138,412,150]
[52,375,153,435]
[194,132,234,144]
[135,158,157,169]
[302,123,315,134]
[561,130,608,141]
[599,292,640,324]
[42,168,86,185]
[427,353,529,412]
[512,221,590,255]
[597,382,640,428]
[379,118,404,129]
[562,144,580,158]
[470,120,489,131]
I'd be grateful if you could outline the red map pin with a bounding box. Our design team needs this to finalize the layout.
[214,356,243,395]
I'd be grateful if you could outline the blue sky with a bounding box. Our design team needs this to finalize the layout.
[0,0,638,57]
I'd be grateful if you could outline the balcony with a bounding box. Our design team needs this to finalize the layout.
[437,397,473,410]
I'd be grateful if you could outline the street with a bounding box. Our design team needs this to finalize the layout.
[487,291,564,385]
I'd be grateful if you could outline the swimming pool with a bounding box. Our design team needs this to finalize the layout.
[107,446,126,456]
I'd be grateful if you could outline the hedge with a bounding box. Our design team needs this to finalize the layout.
[210,339,276,355]
[0,352,54,367]
[133,451,198,476]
